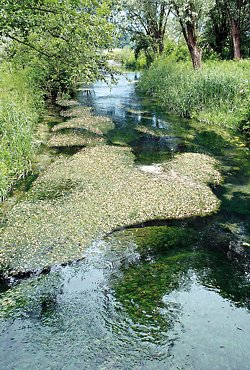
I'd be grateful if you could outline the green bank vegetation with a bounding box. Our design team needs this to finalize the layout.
[0,64,43,199]
[139,58,250,129]
[113,1,249,133]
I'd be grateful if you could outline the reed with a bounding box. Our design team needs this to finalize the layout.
[0,63,43,199]
[139,58,250,127]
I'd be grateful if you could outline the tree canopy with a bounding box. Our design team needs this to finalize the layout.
[0,0,249,78]
[0,0,114,98]
[116,0,249,69]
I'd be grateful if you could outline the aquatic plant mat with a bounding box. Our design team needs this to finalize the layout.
[48,104,114,148]
[0,103,222,276]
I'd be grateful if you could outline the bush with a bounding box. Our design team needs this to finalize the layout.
[138,58,250,127]
[0,63,43,199]
[163,40,190,62]
[110,48,147,70]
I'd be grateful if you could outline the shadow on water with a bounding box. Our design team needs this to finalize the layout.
[51,145,84,155]
[112,232,250,340]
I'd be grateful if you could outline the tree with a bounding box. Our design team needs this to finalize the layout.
[204,0,231,59]
[118,0,171,64]
[222,0,249,59]
[203,0,249,59]
[171,0,215,69]
[0,0,114,99]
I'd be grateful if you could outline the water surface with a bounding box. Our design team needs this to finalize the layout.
[0,72,250,369]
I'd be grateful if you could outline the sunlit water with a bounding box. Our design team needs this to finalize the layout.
[0,73,250,369]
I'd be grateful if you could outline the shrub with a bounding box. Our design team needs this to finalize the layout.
[110,48,147,70]
[163,40,190,62]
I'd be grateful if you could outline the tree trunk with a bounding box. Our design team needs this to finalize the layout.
[156,34,164,54]
[174,5,202,70]
[187,24,202,69]
[231,18,242,59]
[225,3,242,60]
[189,44,202,69]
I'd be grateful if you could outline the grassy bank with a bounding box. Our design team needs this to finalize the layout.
[0,64,43,199]
[138,59,250,131]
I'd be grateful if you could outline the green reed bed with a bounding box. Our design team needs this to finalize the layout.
[0,64,43,199]
[139,59,250,128]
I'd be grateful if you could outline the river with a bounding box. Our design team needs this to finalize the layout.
[0,72,249,369]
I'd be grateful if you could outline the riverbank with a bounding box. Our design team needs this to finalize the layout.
[0,64,43,200]
[138,59,250,137]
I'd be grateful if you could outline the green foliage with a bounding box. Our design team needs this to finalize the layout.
[203,1,231,59]
[203,0,250,60]
[163,40,190,62]
[0,0,115,200]
[0,0,114,99]
[139,58,250,127]
[111,48,147,70]
[116,0,170,65]
[0,64,43,198]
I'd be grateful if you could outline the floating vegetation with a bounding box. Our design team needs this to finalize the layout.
[60,106,93,118]
[0,92,223,276]
[48,131,105,148]
[0,145,221,276]
[56,99,80,107]
[48,107,114,149]
[162,152,222,186]
[52,116,114,136]
[136,125,168,137]
[48,104,114,148]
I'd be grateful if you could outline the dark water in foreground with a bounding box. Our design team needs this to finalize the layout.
[0,73,250,369]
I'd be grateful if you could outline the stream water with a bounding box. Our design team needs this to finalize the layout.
[0,72,250,369]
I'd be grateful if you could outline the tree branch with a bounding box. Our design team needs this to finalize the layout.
[6,33,52,58]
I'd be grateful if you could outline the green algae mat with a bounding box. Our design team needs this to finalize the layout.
[0,105,222,276]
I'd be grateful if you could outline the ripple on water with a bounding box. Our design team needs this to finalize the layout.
[0,226,250,370]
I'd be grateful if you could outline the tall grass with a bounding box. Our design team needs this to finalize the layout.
[139,58,250,127]
[0,63,43,199]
